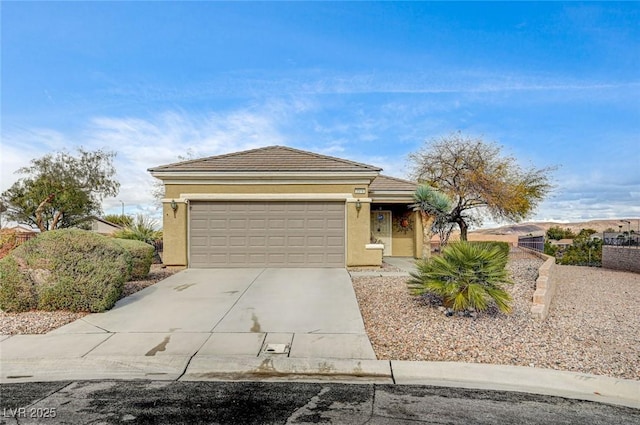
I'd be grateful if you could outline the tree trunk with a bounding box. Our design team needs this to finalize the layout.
[51,210,64,230]
[457,218,468,241]
[35,194,55,232]
[421,212,434,259]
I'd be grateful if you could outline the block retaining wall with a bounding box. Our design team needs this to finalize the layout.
[602,246,640,274]
[518,248,557,320]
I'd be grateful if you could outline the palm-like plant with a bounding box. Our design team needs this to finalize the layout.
[408,241,513,313]
[113,214,161,245]
[411,185,452,259]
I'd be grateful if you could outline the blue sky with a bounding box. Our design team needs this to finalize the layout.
[2,2,639,226]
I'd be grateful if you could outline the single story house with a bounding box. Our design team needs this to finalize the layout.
[549,238,574,249]
[148,145,423,268]
[74,216,123,235]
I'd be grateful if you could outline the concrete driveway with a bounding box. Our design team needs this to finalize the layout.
[38,268,375,360]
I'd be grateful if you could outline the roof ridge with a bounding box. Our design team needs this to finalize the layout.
[152,146,271,169]
[149,145,382,172]
[270,145,381,171]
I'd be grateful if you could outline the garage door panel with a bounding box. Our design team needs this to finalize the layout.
[287,218,305,229]
[208,236,227,246]
[190,201,345,267]
[229,236,247,247]
[306,236,324,247]
[326,219,343,229]
[249,219,266,229]
[287,236,306,247]
[208,219,227,229]
[268,236,285,247]
[327,236,344,247]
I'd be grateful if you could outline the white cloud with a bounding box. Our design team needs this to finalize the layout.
[1,108,288,220]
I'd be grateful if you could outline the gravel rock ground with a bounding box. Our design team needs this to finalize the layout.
[0,265,178,335]
[352,258,640,380]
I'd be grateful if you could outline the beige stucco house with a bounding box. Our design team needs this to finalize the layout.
[148,145,423,268]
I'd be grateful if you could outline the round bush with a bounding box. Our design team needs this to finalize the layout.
[112,238,154,280]
[0,229,132,313]
[0,256,36,312]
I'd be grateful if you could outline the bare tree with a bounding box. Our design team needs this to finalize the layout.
[409,132,555,240]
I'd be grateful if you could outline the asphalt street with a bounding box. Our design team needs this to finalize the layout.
[2,380,639,425]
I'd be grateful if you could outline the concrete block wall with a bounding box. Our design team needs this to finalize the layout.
[519,248,558,320]
[602,246,640,274]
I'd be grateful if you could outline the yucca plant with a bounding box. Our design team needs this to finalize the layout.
[113,214,161,245]
[410,185,452,259]
[408,241,513,314]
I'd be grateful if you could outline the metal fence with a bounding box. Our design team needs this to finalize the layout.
[602,232,638,248]
[517,235,544,253]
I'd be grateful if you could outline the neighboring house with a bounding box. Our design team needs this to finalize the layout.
[148,145,423,268]
[74,216,123,235]
[549,239,574,249]
[7,224,38,233]
[5,225,39,244]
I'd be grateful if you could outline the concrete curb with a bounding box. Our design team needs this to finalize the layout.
[0,356,190,383]
[391,361,640,409]
[1,356,638,409]
[181,356,392,383]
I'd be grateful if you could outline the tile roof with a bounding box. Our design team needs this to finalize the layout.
[369,175,418,192]
[148,145,382,173]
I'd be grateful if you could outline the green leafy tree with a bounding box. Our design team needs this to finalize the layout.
[546,226,576,240]
[558,228,601,266]
[544,241,559,257]
[1,149,119,232]
[408,241,513,313]
[0,201,7,228]
[411,185,452,258]
[409,132,555,241]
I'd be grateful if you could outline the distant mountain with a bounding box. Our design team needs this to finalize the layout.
[472,219,639,236]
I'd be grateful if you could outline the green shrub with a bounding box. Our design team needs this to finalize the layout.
[469,241,510,264]
[0,229,132,313]
[408,241,513,314]
[0,256,36,311]
[112,238,154,279]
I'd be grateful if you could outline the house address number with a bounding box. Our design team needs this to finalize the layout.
[354,188,366,194]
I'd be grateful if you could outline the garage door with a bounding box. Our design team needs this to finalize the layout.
[189,201,345,268]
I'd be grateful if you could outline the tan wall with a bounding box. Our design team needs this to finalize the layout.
[161,182,376,267]
[165,183,366,198]
[161,201,188,266]
[346,201,382,267]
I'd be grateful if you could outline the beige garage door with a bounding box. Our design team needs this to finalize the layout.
[189,201,345,268]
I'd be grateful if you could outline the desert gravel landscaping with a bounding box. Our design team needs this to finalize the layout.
[2,258,639,381]
[353,257,640,380]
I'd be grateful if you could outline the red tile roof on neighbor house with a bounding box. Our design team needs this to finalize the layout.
[369,175,418,192]
[148,145,382,173]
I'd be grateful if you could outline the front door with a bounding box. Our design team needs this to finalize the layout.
[370,210,392,256]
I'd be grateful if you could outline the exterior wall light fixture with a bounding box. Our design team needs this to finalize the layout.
[170,199,178,217]
[355,199,362,212]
